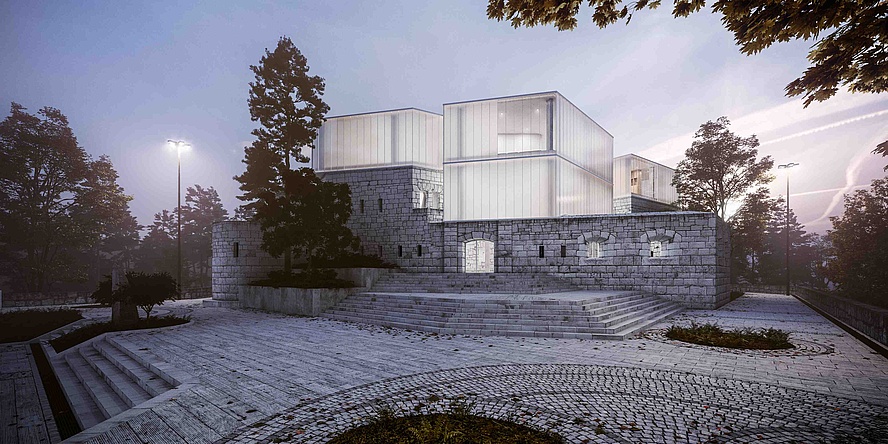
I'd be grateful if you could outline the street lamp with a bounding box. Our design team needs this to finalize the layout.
[777,162,799,296]
[167,139,191,293]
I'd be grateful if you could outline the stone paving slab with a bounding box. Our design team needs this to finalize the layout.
[49,293,888,443]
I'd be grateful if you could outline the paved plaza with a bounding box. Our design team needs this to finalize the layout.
[3,293,887,443]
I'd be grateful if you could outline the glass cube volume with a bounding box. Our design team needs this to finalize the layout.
[443,92,614,221]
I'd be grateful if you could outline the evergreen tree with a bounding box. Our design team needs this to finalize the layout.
[236,36,340,275]
[182,185,227,287]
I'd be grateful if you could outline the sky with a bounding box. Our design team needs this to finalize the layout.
[2,0,886,234]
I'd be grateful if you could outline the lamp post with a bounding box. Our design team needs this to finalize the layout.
[167,139,190,293]
[777,162,798,296]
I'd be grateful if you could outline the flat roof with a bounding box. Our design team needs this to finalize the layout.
[442,91,614,139]
[325,107,442,120]
[614,153,676,171]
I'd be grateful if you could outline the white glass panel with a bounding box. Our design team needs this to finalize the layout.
[314,109,442,171]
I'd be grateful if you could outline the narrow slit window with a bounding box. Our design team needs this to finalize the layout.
[398,245,403,257]
[417,245,422,257]
[378,245,383,257]
[360,199,365,214]
[560,245,567,257]
[232,242,239,258]
[539,245,545,258]
[378,198,383,212]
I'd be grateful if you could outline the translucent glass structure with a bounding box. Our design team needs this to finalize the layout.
[613,154,678,205]
[312,108,443,171]
[443,92,613,221]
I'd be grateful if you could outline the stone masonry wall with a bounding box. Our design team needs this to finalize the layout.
[211,221,282,302]
[614,195,678,214]
[439,212,730,309]
[320,166,444,272]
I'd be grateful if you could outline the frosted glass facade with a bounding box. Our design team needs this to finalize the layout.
[613,154,678,204]
[313,108,442,171]
[444,92,613,221]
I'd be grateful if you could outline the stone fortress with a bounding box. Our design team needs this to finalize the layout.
[210,91,730,312]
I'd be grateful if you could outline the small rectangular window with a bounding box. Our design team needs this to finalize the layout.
[560,245,566,258]
[378,245,383,257]
[360,245,364,255]
[232,242,239,258]
[587,241,601,258]
[378,198,383,212]
[417,245,422,257]
[650,241,664,257]
[398,245,403,257]
[360,199,365,214]
[539,245,545,258]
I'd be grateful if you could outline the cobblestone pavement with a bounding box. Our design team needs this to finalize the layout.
[221,364,885,443]
[68,293,887,443]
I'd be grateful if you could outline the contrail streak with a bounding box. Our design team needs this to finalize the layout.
[760,109,888,146]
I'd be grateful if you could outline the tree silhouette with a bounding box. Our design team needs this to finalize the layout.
[826,175,888,307]
[0,103,90,291]
[671,117,774,219]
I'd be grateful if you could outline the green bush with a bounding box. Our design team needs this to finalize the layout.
[665,322,793,350]
[0,308,83,343]
[251,269,356,289]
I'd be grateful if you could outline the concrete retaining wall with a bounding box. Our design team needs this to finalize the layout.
[793,287,887,347]
[238,286,359,316]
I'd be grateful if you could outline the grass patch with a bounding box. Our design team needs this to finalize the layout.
[50,315,190,352]
[665,322,793,350]
[0,308,83,343]
[328,413,563,444]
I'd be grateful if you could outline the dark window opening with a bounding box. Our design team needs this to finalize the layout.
[561,245,566,257]
[398,245,403,257]
[539,245,545,258]
[417,245,422,257]
[378,198,383,212]
[360,245,365,255]
[360,199,365,213]
[378,245,383,257]
[233,242,239,258]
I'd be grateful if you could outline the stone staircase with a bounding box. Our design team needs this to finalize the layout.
[51,335,179,432]
[368,272,580,294]
[323,276,684,340]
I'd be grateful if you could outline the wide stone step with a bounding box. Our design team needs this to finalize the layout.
[93,338,175,397]
[78,345,152,408]
[52,352,106,430]
[326,308,598,326]
[333,301,597,316]
[64,350,129,420]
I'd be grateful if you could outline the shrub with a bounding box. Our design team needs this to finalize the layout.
[328,414,563,444]
[294,253,398,269]
[92,272,180,319]
[251,268,356,288]
[665,322,793,350]
[0,308,83,343]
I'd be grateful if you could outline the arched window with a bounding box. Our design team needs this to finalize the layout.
[586,241,601,258]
